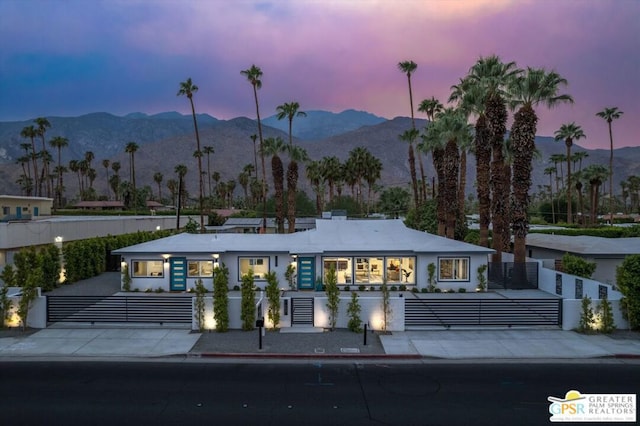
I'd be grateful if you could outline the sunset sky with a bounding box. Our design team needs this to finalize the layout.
[0,0,638,149]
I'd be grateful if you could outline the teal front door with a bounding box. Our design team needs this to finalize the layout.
[33,207,39,216]
[297,257,315,290]
[170,257,187,291]
[16,207,22,219]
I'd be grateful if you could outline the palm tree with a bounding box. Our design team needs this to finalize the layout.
[167,179,178,208]
[398,60,419,206]
[241,65,267,230]
[399,129,420,208]
[174,164,187,230]
[177,77,205,232]
[418,96,444,203]
[422,117,448,236]
[554,122,586,224]
[35,117,52,196]
[250,134,258,178]
[238,170,250,203]
[276,102,307,146]
[285,145,309,233]
[596,107,624,225]
[125,142,139,197]
[101,159,110,199]
[111,161,121,201]
[468,55,521,262]
[544,166,556,223]
[68,160,80,198]
[21,125,39,195]
[320,156,342,205]
[203,145,215,197]
[153,172,163,202]
[346,146,371,208]
[363,154,383,215]
[582,164,609,225]
[262,137,286,233]
[509,67,573,264]
[306,160,324,215]
[49,136,69,209]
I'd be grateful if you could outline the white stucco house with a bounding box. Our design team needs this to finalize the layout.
[525,233,640,287]
[113,219,494,292]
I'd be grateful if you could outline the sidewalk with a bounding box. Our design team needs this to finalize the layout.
[1,325,639,360]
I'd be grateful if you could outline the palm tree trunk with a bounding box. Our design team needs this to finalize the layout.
[475,117,491,247]
[566,141,573,224]
[188,97,205,232]
[608,121,614,226]
[408,145,419,208]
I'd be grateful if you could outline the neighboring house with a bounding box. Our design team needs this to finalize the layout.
[1,195,53,220]
[0,215,196,268]
[525,233,640,286]
[113,219,494,292]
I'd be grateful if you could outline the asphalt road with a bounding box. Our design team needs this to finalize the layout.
[2,361,638,426]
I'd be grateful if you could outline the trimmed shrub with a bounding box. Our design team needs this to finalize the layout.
[347,292,362,333]
[240,270,256,331]
[562,253,596,279]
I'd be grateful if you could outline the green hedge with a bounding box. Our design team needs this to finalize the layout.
[62,230,174,284]
[530,226,640,238]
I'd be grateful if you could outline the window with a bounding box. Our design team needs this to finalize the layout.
[354,257,384,284]
[385,257,415,284]
[188,260,213,277]
[323,257,353,284]
[239,257,269,280]
[439,257,469,281]
[132,260,164,277]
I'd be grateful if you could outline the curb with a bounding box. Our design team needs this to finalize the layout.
[191,352,422,360]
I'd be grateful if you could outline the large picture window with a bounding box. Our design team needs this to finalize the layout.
[239,257,269,280]
[323,258,353,284]
[132,260,164,277]
[438,257,469,281]
[385,257,415,284]
[188,260,213,277]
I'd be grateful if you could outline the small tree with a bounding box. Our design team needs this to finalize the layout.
[241,270,256,331]
[598,295,615,334]
[0,265,16,328]
[380,280,391,331]
[285,263,296,290]
[121,263,131,291]
[578,296,595,333]
[562,253,596,279]
[194,278,207,332]
[427,262,437,292]
[476,264,487,292]
[616,254,640,329]
[347,291,362,333]
[265,271,280,329]
[18,268,41,331]
[325,266,340,330]
[213,262,230,332]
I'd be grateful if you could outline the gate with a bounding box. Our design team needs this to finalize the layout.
[291,298,314,326]
[47,295,193,324]
[405,297,561,328]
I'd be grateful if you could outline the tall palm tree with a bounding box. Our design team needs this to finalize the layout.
[241,65,267,231]
[596,107,624,225]
[262,137,286,233]
[35,117,52,196]
[250,134,258,179]
[509,67,573,264]
[49,136,68,209]
[276,102,307,146]
[238,170,250,203]
[125,142,139,197]
[398,60,419,206]
[449,78,493,246]
[306,160,324,215]
[418,96,444,202]
[111,161,121,201]
[399,129,420,208]
[177,77,205,232]
[203,145,215,198]
[153,172,163,202]
[174,164,187,230]
[363,154,383,215]
[21,125,39,195]
[582,164,608,225]
[422,116,448,236]
[285,145,309,233]
[68,160,80,198]
[101,159,110,199]
[554,122,586,224]
[468,55,521,262]
[320,156,342,206]
[544,166,556,223]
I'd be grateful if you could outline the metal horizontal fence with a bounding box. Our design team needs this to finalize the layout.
[47,295,193,324]
[405,298,561,328]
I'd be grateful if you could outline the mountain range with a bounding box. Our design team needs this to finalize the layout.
[1,110,638,201]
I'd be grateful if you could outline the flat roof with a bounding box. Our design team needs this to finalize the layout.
[114,219,495,255]
[526,233,640,256]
